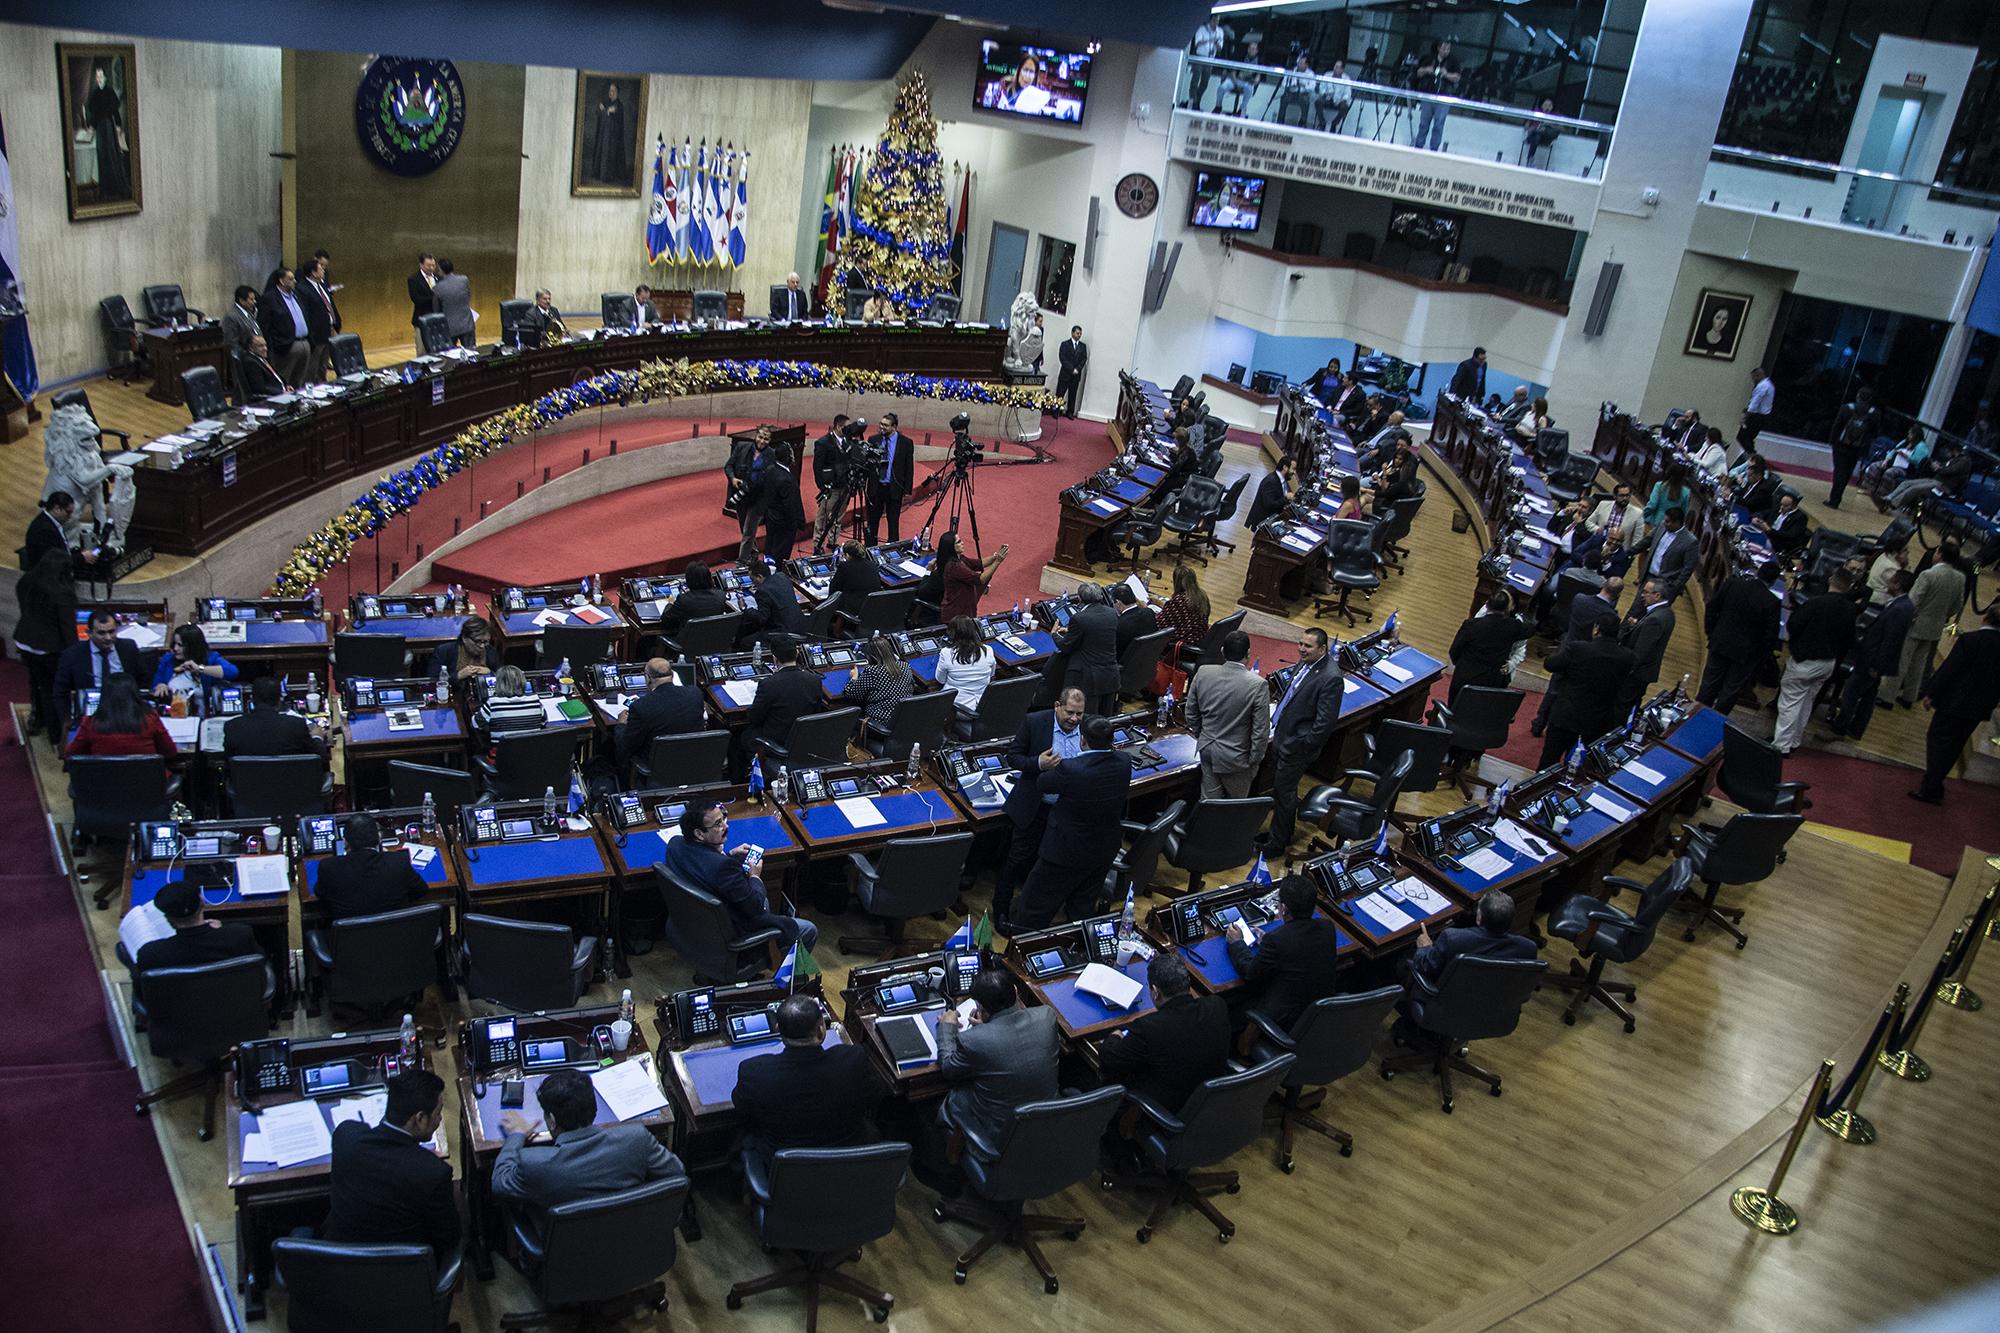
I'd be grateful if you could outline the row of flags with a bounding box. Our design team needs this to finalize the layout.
[645,137,749,269]
[0,111,38,404]
[809,145,971,307]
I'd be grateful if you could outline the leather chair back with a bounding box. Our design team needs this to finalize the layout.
[1546,453,1601,504]
[843,288,876,319]
[388,761,478,822]
[1365,719,1452,796]
[1213,473,1249,527]
[1112,799,1183,899]
[271,1238,455,1333]
[966,674,1039,741]
[1697,812,1804,886]
[932,294,962,321]
[1284,987,1401,1087]
[1601,859,1694,964]
[142,283,188,325]
[1117,627,1176,697]
[1167,797,1271,876]
[1548,567,1603,631]
[1184,610,1246,675]
[51,387,95,419]
[774,708,860,767]
[99,293,138,346]
[182,366,228,421]
[1383,489,1426,544]
[600,292,638,329]
[334,631,409,682]
[1411,955,1549,1042]
[138,954,271,1063]
[228,754,329,823]
[860,832,973,918]
[641,731,730,787]
[328,333,367,375]
[758,1144,910,1253]
[491,728,582,801]
[1325,520,1379,579]
[1435,685,1524,753]
[969,1085,1126,1203]
[1170,374,1195,402]
[415,313,451,354]
[538,624,621,672]
[497,300,535,346]
[877,688,958,757]
[855,586,918,635]
[1166,476,1224,532]
[1532,427,1570,470]
[668,612,741,657]
[1716,723,1789,813]
[462,913,592,1012]
[1154,1055,1295,1172]
[534,1175,691,1308]
[655,864,769,982]
[690,289,728,321]
[321,904,444,1009]
[69,754,171,840]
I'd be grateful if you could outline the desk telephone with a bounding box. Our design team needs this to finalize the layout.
[1526,790,1588,829]
[302,816,344,857]
[943,748,1005,784]
[142,821,242,862]
[1413,814,1491,868]
[671,988,721,1040]
[1589,733,1646,774]
[875,949,980,1012]
[594,664,650,693]
[463,805,550,844]
[1021,917,1120,980]
[473,1016,520,1071]
[238,1038,293,1096]
[800,642,862,671]
[1310,855,1393,900]
[215,686,246,716]
[609,792,706,831]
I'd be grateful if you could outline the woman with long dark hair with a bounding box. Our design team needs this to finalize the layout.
[69,674,176,758]
[1156,563,1211,651]
[935,615,997,713]
[151,623,239,715]
[840,634,915,738]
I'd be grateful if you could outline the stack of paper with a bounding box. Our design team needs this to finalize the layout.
[1585,790,1637,823]
[1459,846,1513,879]
[834,795,887,828]
[572,604,613,626]
[1621,759,1667,786]
[531,608,570,628]
[1375,658,1414,682]
[235,854,292,897]
[1075,962,1143,1010]
[718,679,759,707]
[406,843,439,868]
[897,559,930,579]
[592,1055,668,1121]
[117,621,166,650]
[328,1092,388,1129]
[253,1100,335,1166]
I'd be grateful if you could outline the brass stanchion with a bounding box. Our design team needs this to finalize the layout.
[1731,1059,1834,1235]
[1815,990,1900,1144]
[1937,888,1994,1012]
[1880,926,1964,1082]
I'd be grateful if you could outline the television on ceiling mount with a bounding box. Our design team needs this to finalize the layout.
[975,40,1091,124]
[1188,170,1265,232]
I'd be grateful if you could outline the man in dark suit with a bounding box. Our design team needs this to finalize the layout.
[491,1067,685,1221]
[810,415,852,553]
[21,491,78,573]
[828,540,884,621]
[1736,461,1780,520]
[1055,584,1121,715]
[1619,577,1677,707]
[1830,569,1913,741]
[995,687,1088,928]
[1110,583,1158,653]
[661,802,816,952]
[936,969,1060,1164]
[1532,575,1620,736]
[759,442,806,561]
[1225,875,1340,1029]
[432,258,475,349]
[1910,603,2000,804]
[770,272,812,322]
[1447,347,1487,400]
[1634,508,1696,609]
[731,995,877,1176]
[256,265,312,386]
[743,557,805,645]
[615,656,706,775]
[1054,324,1088,418]
[1755,491,1810,557]
[223,677,319,758]
[220,285,260,370]
[1263,627,1343,850]
[1403,889,1538,993]
[53,610,143,734]
[315,814,427,920]
[1016,717,1134,929]
[1537,618,1635,769]
[1448,591,1529,705]
[865,413,912,543]
[1097,951,1230,1114]
[238,337,287,401]
[1697,561,1782,713]
[1245,458,1293,530]
[407,252,440,327]
[133,878,265,975]
[659,561,733,636]
[739,637,823,769]
[300,255,341,381]
[321,1069,460,1260]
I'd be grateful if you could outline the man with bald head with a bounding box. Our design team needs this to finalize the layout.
[771,271,811,321]
[615,653,707,775]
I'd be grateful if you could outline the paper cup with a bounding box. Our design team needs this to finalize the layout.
[1115,938,1139,968]
[609,1019,633,1052]
[262,825,282,849]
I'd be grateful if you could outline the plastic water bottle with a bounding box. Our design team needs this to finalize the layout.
[434,668,450,704]
[619,988,635,1027]
[1155,687,1173,728]
[773,765,790,807]
[920,524,933,551]
[1487,777,1510,817]
[542,785,559,825]
[304,673,320,714]
[421,791,437,837]
[907,742,922,786]
[753,638,766,668]
[399,1013,418,1065]
[592,575,605,606]
[1120,884,1136,940]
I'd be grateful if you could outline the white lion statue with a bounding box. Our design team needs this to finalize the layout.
[1004,291,1045,375]
[42,402,135,554]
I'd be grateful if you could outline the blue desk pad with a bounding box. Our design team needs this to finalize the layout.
[877,554,934,586]
[1544,782,1640,850]
[993,631,1058,665]
[132,864,254,909]
[1111,478,1153,504]
[468,1072,630,1141]
[1129,731,1198,778]
[1663,707,1727,763]
[1427,829,1564,897]
[346,707,464,745]
[821,659,940,697]
[1335,889,1451,943]
[349,616,470,641]
[500,609,628,635]
[464,835,609,887]
[1337,673,1389,717]
[1179,910,1352,988]
[243,621,328,645]
[1131,465,1166,486]
[1037,956,1156,1032]
[681,1030,844,1106]
[792,788,956,841]
[1502,563,1547,597]
[614,814,794,873]
[1604,745,1697,803]
[303,850,452,891]
[1361,646,1445,696]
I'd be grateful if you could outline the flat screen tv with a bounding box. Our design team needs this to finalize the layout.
[975,41,1091,123]
[1187,171,1266,232]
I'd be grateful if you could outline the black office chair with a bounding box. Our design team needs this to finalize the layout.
[141,282,202,326]
[1116,627,1176,702]
[1110,1054,1295,1244]
[69,753,172,885]
[839,831,974,956]
[503,1175,690,1329]
[932,293,961,321]
[1300,752,1411,851]
[1164,797,1272,895]
[1201,474,1251,557]
[334,631,409,682]
[849,586,919,636]
[182,366,228,421]
[957,674,1039,742]
[306,903,445,1018]
[228,754,331,823]
[727,1143,907,1323]
[662,611,743,660]
[478,728,582,801]
[1312,519,1381,626]
[1107,799,1183,901]
[415,312,452,354]
[538,624,621,671]
[1545,566,1603,636]
[757,707,861,768]
[1107,504,1165,574]
[1358,718,1453,802]
[635,730,730,788]
[271,1238,460,1333]
[1429,687,1526,797]
[98,294,146,381]
[1676,812,1804,948]
[1247,986,1401,1171]
[1161,477,1225,566]
[1532,426,1571,471]
[843,288,878,320]
[1377,488,1425,573]
[498,299,536,347]
[388,761,478,824]
[1546,860,1693,1032]
[50,387,132,450]
[1715,723,1812,817]
[1169,374,1195,402]
[799,596,840,641]
[1545,453,1601,506]
[690,289,729,322]
[1380,954,1549,1113]
[865,688,959,759]
[328,332,367,375]
[656,863,781,982]
[1177,609,1246,675]
[600,292,638,329]
[935,1084,1124,1292]
[133,954,271,1140]
[461,913,597,1013]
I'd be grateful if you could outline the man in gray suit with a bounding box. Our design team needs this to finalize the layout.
[1262,626,1344,850]
[1631,508,1695,612]
[433,257,476,349]
[1183,629,1270,798]
[220,285,260,400]
[936,969,1059,1161]
[492,1067,685,1225]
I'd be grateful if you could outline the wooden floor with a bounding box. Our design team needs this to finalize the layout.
[21,415,2000,1329]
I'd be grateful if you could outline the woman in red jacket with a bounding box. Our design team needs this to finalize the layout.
[66,674,178,759]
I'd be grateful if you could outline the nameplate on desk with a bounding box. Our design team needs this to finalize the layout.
[1585,790,1637,822]
[834,795,888,828]
[1375,659,1414,683]
[1621,760,1666,786]
[1458,846,1512,879]
[1087,496,1122,516]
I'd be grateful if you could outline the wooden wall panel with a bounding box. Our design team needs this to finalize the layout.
[290,52,523,358]
[514,66,811,314]
[0,27,281,385]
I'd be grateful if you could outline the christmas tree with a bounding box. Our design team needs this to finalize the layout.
[840,72,956,316]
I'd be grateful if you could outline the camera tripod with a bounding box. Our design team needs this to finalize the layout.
[923,453,985,558]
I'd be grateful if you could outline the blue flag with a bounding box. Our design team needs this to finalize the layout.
[1247,852,1272,886]
[946,916,974,949]
[774,939,797,988]
[1372,820,1390,858]
[644,138,674,263]
[567,768,587,816]
[1382,610,1398,638]
[0,113,37,404]
[747,756,764,796]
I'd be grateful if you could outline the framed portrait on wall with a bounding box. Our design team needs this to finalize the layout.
[1686,288,1752,361]
[571,71,647,197]
[57,42,143,221]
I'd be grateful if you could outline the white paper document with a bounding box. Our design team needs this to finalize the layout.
[116,622,165,651]
[1075,962,1144,1010]
[235,854,293,897]
[540,698,569,724]
[598,699,629,723]
[1460,846,1513,879]
[240,1131,271,1163]
[1349,893,1409,932]
[834,796,887,828]
[1341,676,1359,694]
[1088,496,1121,515]
[592,1055,668,1121]
[1122,573,1151,605]
[118,901,174,959]
[656,827,682,848]
[406,843,438,867]
[255,1100,334,1167]
[531,608,569,627]
[718,679,760,707]
[1280,532,1317,552]
[1493,819,1555,862]
[897,559,930,578]
[162,716,202,747]
[1621,760,1666,786]
[1376,659,1414,682]
[1585,790,1638,823]
[328,1092,388,1129]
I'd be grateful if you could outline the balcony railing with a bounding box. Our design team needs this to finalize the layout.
[1178,55,1614,181]
[1704,144,2000,246]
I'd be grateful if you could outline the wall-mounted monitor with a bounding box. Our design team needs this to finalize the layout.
[975,41,1091,123]
[1188,171,1266,232]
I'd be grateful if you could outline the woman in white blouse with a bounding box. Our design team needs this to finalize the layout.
[936,615,997,717]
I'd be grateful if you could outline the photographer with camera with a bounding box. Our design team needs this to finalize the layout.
[865,412,912,544]
[810,414,854,553]
[937,530,1010,622]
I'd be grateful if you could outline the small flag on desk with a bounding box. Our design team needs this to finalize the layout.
[946,915,975,948]
[1247,852,1273,886]
[775,939,820,990]
[1382,610,1398,638]
[1373,821,1391,858]
[1567,738,1586,773]
[973,910,995,950]
[1626,705,1641,735]
[747,756,765,798]
[566,768,587,816]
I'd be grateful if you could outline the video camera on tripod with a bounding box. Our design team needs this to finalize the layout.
[947,411,984,471]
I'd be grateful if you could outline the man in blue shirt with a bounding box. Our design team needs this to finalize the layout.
[865,412,912,543]
[257,265,312,387]
[660,802,816,956]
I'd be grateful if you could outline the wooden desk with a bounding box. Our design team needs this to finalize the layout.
[780,769,966,859]
[341,697,468,775]
[450,822,620,975]
[1002,925,1155,1045]
[1146,879,1366,998]
[1303,846,1468,957]
[124,833,295,1014]
[1050,462,1174,577]
[204,617,332,679]
[1399,812,1569,926]
[143,323,227,406]
[842,953,971,1103]
[296,818,460,1014]
[1507,769,1639,912]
